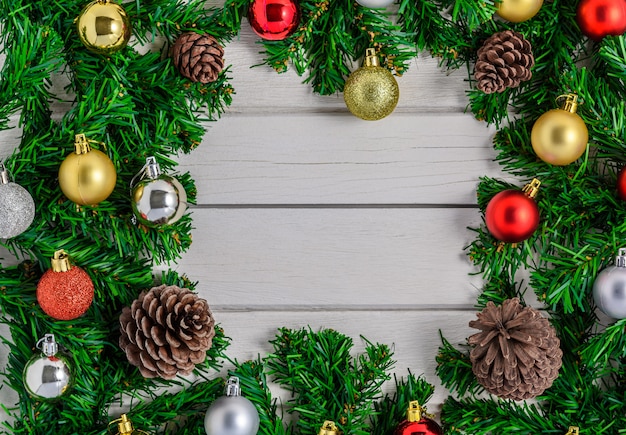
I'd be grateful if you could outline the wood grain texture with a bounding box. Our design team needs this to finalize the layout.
[181,113,500,205]
[172,208,484,308]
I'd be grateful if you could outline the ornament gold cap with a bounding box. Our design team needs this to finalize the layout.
[225,376,242,396]
[0,163,9,185]
[74,134,92,155]
[118,414,134,434]
[36,334,58,357]
[406,400,423,422]
[363,47,380,67]
[318,421,340,435]
[557,94,580,113]
[566,427,579,435]
[522,178,541,199]
[51,249,72,272]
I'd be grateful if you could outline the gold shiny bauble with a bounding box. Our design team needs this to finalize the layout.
[344,48,399,121]
[495,0,543,23]
[76,0,131,54]
[531,95,589,166]
[59,134,117,205]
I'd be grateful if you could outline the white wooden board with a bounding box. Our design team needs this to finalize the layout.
[174,208,484,308]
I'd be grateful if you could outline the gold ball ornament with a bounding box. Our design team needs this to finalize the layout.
[59,134,117,205]
[531,94,589,166]
[76,0,131,54]
[344,48,399,121]
[495,0,543,22]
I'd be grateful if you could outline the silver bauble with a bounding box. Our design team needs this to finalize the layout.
[0,166,35,238]
[23,334,72,400]
[131,157,187,227]
[204,377,260,435]
[593,248,626,319]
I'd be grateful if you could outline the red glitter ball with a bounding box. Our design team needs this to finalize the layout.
[36,266,94,320]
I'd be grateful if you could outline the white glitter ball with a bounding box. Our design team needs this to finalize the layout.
[0,182,35,238]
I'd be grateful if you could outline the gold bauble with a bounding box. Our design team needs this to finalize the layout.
[76,0,131,54]
[531,94,589,166]
[495,0,543,23]
[343,48,399,121]
[59,134,117,205]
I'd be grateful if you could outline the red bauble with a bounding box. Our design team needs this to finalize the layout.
[394,418,444,435]
[36,251,94,320]
[577,0,626,41]
[485,189,540,243]
[618,166,626,200]
[248,0,300,41]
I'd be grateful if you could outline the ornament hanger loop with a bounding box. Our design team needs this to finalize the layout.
[556,94,583,113]
[565,426,579,435]
[225,376,242,396]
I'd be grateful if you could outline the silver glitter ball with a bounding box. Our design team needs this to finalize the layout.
[23,334,72,400]
[204,377,260,435]
[0,181,35,239]
[593,248,626,319]
[131,175,187,226]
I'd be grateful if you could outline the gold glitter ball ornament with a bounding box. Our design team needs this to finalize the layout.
[58,134,117,205]
[343,48,399,121]
[76,0,131,54]
[495,0,543,23]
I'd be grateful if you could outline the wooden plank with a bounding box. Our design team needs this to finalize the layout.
[224,26,472,113]
[170,208,484,308]
[180,112,499,205]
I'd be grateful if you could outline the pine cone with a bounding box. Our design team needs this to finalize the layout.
[468,298,562,400]
[119,284,215,379]
[475,30,534,94]
[172,32,224,84]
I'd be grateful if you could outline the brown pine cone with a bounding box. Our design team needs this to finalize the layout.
[475,30,534,94]
[119,284,215,379]
[172,32,224,84]
[468,298,562,400]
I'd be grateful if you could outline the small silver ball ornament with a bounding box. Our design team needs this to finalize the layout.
[593,248,626,319]
[23,334,72,400]
[204,377,260,435]
[0,164,35,238]
[131,157,187,227]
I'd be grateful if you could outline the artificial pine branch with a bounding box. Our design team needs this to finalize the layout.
[247,0,414,95]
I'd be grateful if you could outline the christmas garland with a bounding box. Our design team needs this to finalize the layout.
[0,0,625,433]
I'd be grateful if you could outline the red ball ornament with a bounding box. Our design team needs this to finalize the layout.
[577,0,626,41]
[248,0,300,41]
[617,166,626,200]
[36,250,94,321]
[393,401,443,435]
[485,179,541,243]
